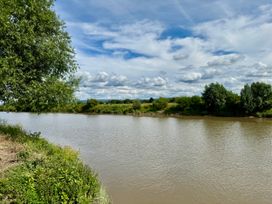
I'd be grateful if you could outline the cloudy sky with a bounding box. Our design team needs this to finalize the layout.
[55,0,272,99]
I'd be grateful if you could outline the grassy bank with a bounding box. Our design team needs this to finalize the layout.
[0,122,109,204]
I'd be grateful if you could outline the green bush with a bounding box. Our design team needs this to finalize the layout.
[176,96,191,111]
[132,100,141,110]
[91,104,133,114]
[0,123,106,203]
[152,98,168,111]
[82,99,99,112]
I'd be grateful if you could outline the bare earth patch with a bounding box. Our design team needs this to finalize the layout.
[0,136,23,173]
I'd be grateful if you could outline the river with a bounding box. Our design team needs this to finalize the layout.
[0,112,272,204]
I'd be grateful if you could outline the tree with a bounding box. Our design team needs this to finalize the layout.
[202,83,228,114]
[251,82,272,112]
[0,0,77,111]
[240,84,255,114]
[225,91,240,115]
[14,77,77,112]
[148,97,154,103]
[124,99,132,104]
[190,96,205,112]
[241,82,272,114]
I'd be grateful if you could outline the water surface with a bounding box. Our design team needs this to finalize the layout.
[0,112,272,204]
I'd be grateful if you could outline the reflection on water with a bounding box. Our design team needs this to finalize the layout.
[0,112,272,204]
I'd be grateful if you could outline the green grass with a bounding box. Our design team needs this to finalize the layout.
[0,122,109,204]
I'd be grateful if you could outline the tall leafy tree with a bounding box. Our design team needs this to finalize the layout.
[225,91,240,115]
[251,82,272,112]
[240,84,255,114]
[241,82,272,114]
[0,0,77,111]
[202,83,228,114]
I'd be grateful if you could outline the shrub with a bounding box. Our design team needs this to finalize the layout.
[0,123,106,203]
[176,97,191,111]
[91,104,133,114]
[152,98,168,111]
[132,100,141,110]
[82,99,99,112]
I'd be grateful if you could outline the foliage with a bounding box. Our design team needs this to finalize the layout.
[190,96,205,111]
[224,91,240,115]
[241,82,272,114]
[0,122,108,203]
[106,99,132,104]
[66,82,272,117]
[91,104,133,114]
[123,99,133,104]
[15,77,77,112]
[251,82,272,112]
[59,101,85,113]
[240,84,254,114]
[202,83,229,114]
[132,100,141,110]
[174,96,205,115]
[176,96,191,111]
[1,79,272,117]
[139,103,153,113]
[0,0,77,111]
[257,109,272,118]
[82,99,99,112]
[152,97,168,111]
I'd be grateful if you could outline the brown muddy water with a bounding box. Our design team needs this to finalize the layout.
[0,112,272,204]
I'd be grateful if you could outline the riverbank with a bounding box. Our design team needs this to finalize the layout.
[82,112,272,124]
[0,122,109,203]
[80,106,272,119]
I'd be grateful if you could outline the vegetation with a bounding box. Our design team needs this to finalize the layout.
[241,82,272,114]
[0,1,111,203]
[0,122,109,203]
[152,97,168,111]
[1,81,272,118]
[132,100,141,111]
[0,0,78,112]
[202,83,241,116]
[80,82,272,117]
[175,96,205,115]
[81,99,99,112]
[90,104,133,114]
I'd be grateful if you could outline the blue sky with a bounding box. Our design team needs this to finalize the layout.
[55,0,272,99]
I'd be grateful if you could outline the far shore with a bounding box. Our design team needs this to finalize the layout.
[2,111,272,123]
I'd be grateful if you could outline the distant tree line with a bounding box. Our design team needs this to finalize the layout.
[172,82,272,116]
[1,81,272,117]
[74,82,272,117]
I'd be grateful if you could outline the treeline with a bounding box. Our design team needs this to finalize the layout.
[1,82,272,117]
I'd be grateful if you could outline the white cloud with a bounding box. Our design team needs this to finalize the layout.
[207,54,244,67]
[178,72,202,83]
[194,7,272,63]
[93,72,109,82]
[106,75,128,86]
[63,3,272,99]
[136,76,168,88]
